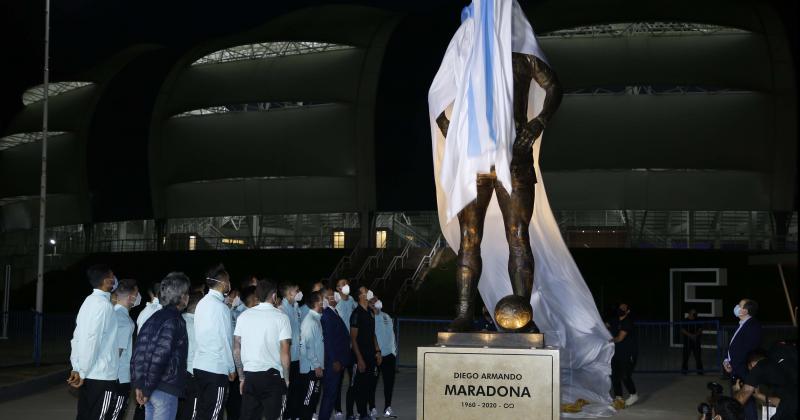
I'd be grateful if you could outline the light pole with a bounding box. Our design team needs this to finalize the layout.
[34,0,52,366]
[49,239,56,256]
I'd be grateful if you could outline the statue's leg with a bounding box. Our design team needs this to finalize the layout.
[494,164,535,297]
[449,174,493,332]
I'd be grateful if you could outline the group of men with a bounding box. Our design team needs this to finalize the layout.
[605,298,797,420]
[69,263,398,420]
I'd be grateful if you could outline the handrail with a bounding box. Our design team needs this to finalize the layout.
[355,248,384,283]
[372,241,411,290]
[328,240,361,283]
[391,214,431,247]
[355,256,376,282]
[411,235,442,289]
[328,257,349,282]
[393,235,442,311]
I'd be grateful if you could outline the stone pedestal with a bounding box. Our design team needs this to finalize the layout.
[416,333,559,420]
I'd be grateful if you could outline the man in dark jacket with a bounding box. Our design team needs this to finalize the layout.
[319,287,352,420]
[131,272,190,420]
[723,298,762,420]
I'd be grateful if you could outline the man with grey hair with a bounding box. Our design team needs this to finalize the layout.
[131,272,190,420]
[133,281,163,420]
[110,278,140,420]
[177,292,204,420]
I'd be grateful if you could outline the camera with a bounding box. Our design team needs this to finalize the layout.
[707,382,724,396]
[697,382,725,420]
[697,402,712,420]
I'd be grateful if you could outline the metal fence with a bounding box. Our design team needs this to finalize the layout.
[395,317,798,373]
[0,311,75,366]
[633,320,722,373]
[2,312,795,369]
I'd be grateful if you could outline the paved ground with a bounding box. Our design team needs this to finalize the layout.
[0,369,717,419]
[0,363,68,387]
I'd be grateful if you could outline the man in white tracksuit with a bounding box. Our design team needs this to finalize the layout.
[68,264,120,420]
[194,264,236,420]
[110,278,140,420]
[298,291,325,420]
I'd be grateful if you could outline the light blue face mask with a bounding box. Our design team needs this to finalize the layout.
[111,276,119,292]
[733,304,742,317]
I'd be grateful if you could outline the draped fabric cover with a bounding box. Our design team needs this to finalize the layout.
[428,0,615,416]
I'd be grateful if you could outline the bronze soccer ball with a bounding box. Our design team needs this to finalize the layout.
[494,294,533,331]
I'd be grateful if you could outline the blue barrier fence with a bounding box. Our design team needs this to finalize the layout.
[395,317,798,373]
[0,311,76,367]
[1,312,795,371]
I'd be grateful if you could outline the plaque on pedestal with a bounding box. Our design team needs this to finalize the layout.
[437,331,544,348]
[417,333,559,420]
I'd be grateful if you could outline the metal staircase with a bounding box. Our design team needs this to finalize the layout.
[370,241,412,291]
[327,240,363,284]
[325,212,445,312]
[392,235,443,313]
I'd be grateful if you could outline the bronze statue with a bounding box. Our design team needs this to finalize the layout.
[436,53,562,332]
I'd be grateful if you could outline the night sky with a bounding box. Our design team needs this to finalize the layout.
[0,0,796,219]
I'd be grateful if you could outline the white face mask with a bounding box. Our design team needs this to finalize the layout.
[366,290,374,301]
[733,304,742,317]
[295,291,303,302]
[133,293,142,307]
[231,296,242,308]
[374,300,383,310]
[111,276,119,292]
[323,298,330,309]
[207,277,230,296]
[334,291,342,303]
[341,284,350,296]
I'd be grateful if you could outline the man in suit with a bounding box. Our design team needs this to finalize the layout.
[723,298,761,420]
[319,287,352,420]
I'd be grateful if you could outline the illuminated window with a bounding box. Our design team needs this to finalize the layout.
[375,230,387,249]
[189,235,197,251]
[333,231,345,249]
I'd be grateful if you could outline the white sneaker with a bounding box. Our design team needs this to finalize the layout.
[333,412,345,419]
[384,407,395,417]
[370,408,378,418]
[312,415,319,420]
[625,393,639,406]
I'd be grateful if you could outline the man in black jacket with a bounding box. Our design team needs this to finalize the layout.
[350,287,382,420]
[131,272,190,420]
[734,346,797,420]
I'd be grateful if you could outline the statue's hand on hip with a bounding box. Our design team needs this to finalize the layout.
[513,118,543,156]
[436,112,450,137]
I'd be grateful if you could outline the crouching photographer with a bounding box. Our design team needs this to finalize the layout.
[698,382,744,420]
[732,342,797,420]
